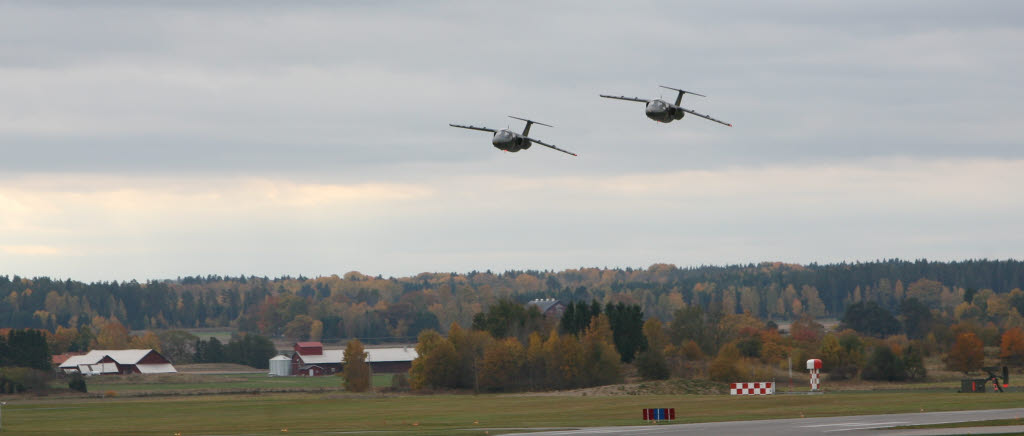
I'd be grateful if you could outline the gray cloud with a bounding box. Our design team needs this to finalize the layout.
[2,1,1022,176]
[1,1,1023,280]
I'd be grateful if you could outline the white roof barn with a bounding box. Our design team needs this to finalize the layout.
[59,349,177,375]
[366,347,417,364]
[289,341,418,376]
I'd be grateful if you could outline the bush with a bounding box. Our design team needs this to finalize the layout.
[903,343,927,380]
[827,364,858,381]
[391,373,410,390]
[68,372,88,393]
[0,367,52,394]
[861,346,907,381]
[708,343,743,382]
[635,350,670,380]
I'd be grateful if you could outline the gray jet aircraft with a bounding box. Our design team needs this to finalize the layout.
[449,116,577,157]
[600,86,732,126]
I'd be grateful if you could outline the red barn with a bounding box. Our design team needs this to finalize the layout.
[287,341,418,376]
[291,342,343,376]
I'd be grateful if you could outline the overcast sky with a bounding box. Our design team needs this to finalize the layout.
[1,1,1022,282]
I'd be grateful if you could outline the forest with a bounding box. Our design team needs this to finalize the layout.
[3,259,1023,344]
[3,258,1024,393]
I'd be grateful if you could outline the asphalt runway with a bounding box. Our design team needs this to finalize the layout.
[513,408,1024,436]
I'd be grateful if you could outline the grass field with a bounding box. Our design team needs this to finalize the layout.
[78,373,397,393]
[3,390,1024,435]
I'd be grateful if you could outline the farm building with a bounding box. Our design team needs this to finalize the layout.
[290,342,344,376]
[527,298,566,318]
[365,347,418,373]
[59,349,177,375]
[289,341,418,376]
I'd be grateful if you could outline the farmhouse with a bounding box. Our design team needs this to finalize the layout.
[289,341,418,376]
[59,349,177,375]
[527,298,566,318]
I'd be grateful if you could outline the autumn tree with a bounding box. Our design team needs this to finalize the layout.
[93,319,131,349]
[342,339,370,392]
[635,318,669,380]
[410,329,458,390]
[1000,327,1024,366]
[580,314,622,386]
[479,337,525,391]
[542,329,584,389]
[790,315,824,343]
[283,315,314,340]
[448,323,493,390]
[130,330,162,351]
[708,342,742,382]
[946,332,985,374]
[818,334,842,372]
[309,320,324,342]
[668,306,717,353]
[48,326,78,354]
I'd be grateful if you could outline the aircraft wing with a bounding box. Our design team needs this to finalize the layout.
[525,137,577,157]
[599,95,650,103]
[449,123,497,133]
[681,108,732,127]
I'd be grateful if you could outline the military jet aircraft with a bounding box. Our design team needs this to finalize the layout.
[449,116,577,157]
[600,86,732,127]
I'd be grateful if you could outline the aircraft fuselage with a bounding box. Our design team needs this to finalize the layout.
[645,99,685,123]
[491,129,532,152]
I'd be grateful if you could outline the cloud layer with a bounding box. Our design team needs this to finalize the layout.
[1,2,1022,280]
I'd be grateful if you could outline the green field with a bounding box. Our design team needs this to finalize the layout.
[77,373,396,393]
[3,390,1024,435]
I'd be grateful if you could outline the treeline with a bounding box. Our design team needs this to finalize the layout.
[412,320,623,392]
[3,259,1024,343]
[38,318,279,370]
[411,299,649,392]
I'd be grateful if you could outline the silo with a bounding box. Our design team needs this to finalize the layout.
[269,355,291,376]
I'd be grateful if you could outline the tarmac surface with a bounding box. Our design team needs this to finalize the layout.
[513,408,1024,435]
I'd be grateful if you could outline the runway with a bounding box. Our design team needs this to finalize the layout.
[513,408,1024,435]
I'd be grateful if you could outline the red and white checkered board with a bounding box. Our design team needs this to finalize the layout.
[730,382,775,395]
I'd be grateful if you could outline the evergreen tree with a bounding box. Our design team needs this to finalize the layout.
[841,302,901,337]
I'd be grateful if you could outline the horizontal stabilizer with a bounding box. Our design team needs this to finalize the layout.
[508,116,552,128]
[659,85,706,98]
